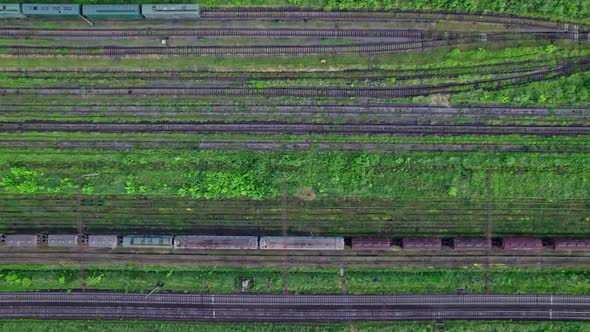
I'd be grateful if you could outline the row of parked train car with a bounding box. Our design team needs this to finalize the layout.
[1,234,589,251]
[0,3,200,19]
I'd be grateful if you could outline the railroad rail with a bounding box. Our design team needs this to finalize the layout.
[1,292,588,322]
[1,139,588,153]
[1,121,587,136]
[0,250,588,269]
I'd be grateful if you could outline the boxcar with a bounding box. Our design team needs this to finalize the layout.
[5,234,38,247]
[0,4,25,18]
[502,238,543,251]
[88,235,118,249]
[174,236,258,250]
[259,236,345,250]
[21,4,81,17]
[453,238,492,250]
[402,238,442,250]
[141,4,200,19]
[351,238,390,250]
[82,5,142,19]
[47,234,78,248]
[122,235,173,249]
[554,238,590,251]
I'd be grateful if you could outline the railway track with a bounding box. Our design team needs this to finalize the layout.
[1,32,585,56]
[2,104,587,118]
[0,57,573,81]
[1,139,587,153]
[1,292,589,322]
[0,27,443,40]
[1,121,587,136]
[0,250,588,268]
[1,65,584,98]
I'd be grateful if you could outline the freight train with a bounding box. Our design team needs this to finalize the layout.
[0,3,200,19]
[1,234,589,251]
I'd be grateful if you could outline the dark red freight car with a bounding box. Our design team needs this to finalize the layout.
[554,238,590,251]
[351,238,390,250]
[453,238,492,251]
[402,238,442,250]
[502,238,543,251]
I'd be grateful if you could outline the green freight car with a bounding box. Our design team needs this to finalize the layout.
[82,5,142,19]
[21,3,80,17]
[141,4,200,19]
[0,4,25,18]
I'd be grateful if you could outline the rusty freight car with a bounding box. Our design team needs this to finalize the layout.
[554,238,590,251]
[174,236,258,250]
[502,238,543,251]
[351,238,390,250]
[402,238,442,250]
[453,238,492,250]
[259,236,345,250]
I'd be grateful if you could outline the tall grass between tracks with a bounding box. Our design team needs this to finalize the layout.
[1,320,589,332]
[0,0,588,25]
[0,150,588,200]
[0,265,588,294]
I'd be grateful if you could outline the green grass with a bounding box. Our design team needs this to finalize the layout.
[0,0,588,25]
[0,265,589,295]
[0,150,588,200]
[1,320,589,332]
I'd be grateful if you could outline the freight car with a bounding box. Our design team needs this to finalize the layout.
[5,234,41,247]
[554,238,590,251]
[122,235,174,249]
[82,5,142,19]
[141,4,200,19]
[351,238,390,250]
[502,238,543,251]
[174,235,258,250]
[259,236,345,250]
[47,234,78,248]
[21,3,81,17]
[0,4,25,18]
[402,238,442,250]
[453,238,492,250]
[0,3,201,19]
[88,235,118,249]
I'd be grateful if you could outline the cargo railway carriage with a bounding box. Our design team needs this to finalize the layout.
[0,4,25,18]
[502,238,543,251]
[174,236,258,250]
[141,4,200,19]
[554,238,590,251]
[47,234,78,248]
[82,5,142,19]
[21,3,80,17]
[259,236,345,250]
[351,238,390,250]
[453,238,492,250]
[402,238,442,250]
[122,235,173,249]
[5,234,40,247]
[88,235,118,249]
